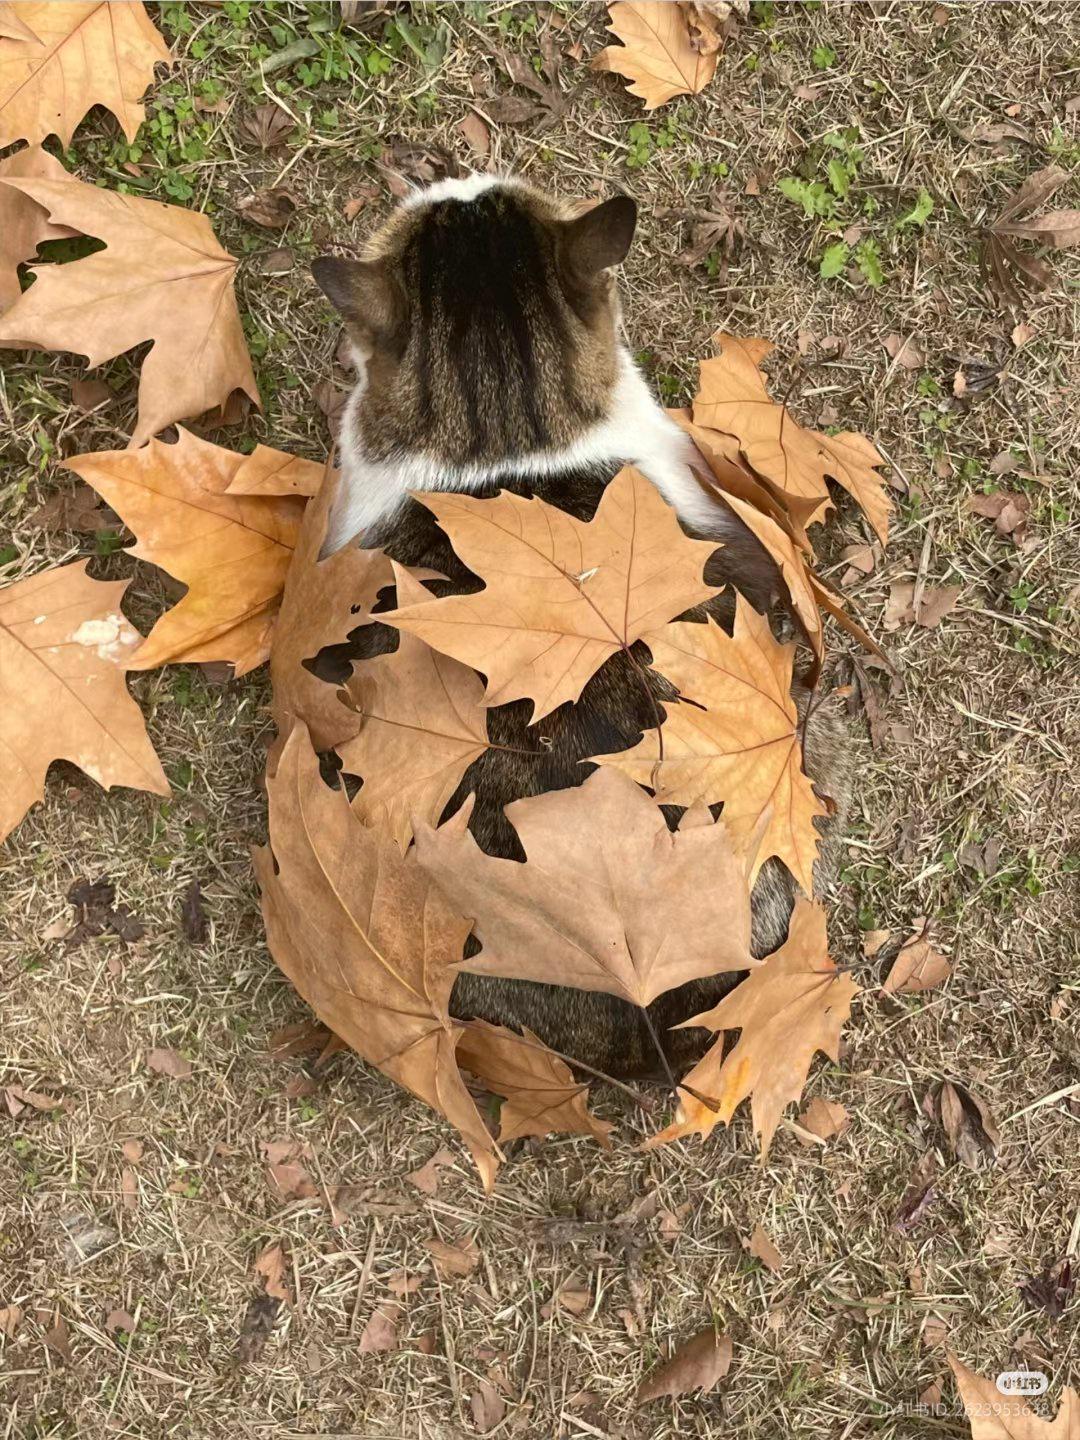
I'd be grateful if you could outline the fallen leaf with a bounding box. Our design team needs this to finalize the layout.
[938,1081,999,1169]
[4,1083,61,1113]
[105,1308,136,1334]
[236,1292,280,1365]
[359,1299,401,1354]
[270,463,393,751]
[424,1236,480,1279]
[967,489,1031,544]
[146,1047,192,1079]
[883,333,925,369]
[884,581,960,631]
[589,601,827,895]
[863,929,891,959]
[470,1379,506,1432]
[681,2,733,57]
[592,1,717,110]
[238,103,294,150]
[798,1096,849,1140]
[44,1314,74,1364]
[948,1353,1079,1439]
[180,879,208,944]
[981,165,1080,307]
[0,2,171,148]
[66,431,308,675]
[1011,321,1036,347]
[382,466,719,723]
[894,1154,937,1234]
[748,1224,784,1273]
[416,766,755,1010]
[236,187,298,230]
[457,110,490,156]
[267,1160,318,1201]
[255,723,500,1189]
[338,562,489,850]
[0,560,168,844]
[120,1167,137,1210]
[542,1274,592,1318]
[406,1146,457,1196]
[121,1139,143,1163]
[1019,1258,1074,1321]
[266,1019,333,1059]
[636,1327,733,1403]
[0,144,78,310]
[456,1020,614,1147]
[386,1269,423,1297]
[0,1304,23,1338]
[883,929,952,994]
[0,176,259,445]
[254,1242,293,1304]
[647,900,859,1155]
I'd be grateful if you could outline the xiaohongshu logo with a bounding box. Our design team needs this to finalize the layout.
[996,1371,1049,1397]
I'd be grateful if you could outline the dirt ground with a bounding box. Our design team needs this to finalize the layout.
[2,2,1078,1436]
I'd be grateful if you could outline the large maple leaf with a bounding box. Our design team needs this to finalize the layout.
[589,600,827,896]
[414,766,756,1010]
[948,1355,1079,1440]
[382,465,720,723]
[0,145,76,311]
[0,2,171,148]
[591,1,716,110]
[0,559,168,843]
[0,176,259,444]
[255,722,500,1188]
[65,430,313,676]
[645,900,859,1156]
[339,563,490,850]
[692,335,891,544]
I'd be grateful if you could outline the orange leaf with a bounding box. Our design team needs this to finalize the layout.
[255,722,500,1189]
[636,1327,733,1403]
[65,431,308,676]
[947,1353,1079,1439]
[0,175,259,444]
[589,600,827,895]
[0,2,171,148]
[0,560,167,843]
[592,1,717,110]
[382,465,719,722]
[646,899,859,1156]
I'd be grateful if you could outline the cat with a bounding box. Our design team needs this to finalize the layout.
[310,174,851,1079]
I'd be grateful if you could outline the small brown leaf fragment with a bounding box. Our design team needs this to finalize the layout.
[636,1327,733,1404]
[932,4,949,22]
[542,1275,592,1318]
[883,333,925,369]
[236,1293,281,1365]
[922,1314,949,1349]
[45,1315,74,1364]
[238,104,294,150]
[798,1097,849,1141]
[70,378,114,412]
[146,1047,192,1079]
[0,1304,23,1338]
[283,1073,316,1099]
[885,581,960,631]
[386,1270,423,1297]
[424,1236,480,1279]
[121,1138,143,1163]
[180,879,208,944]
[1019,1258,1074,1321]
[359,1299,402,1355]
[415,1328,438,1354]
[268,1161,318,1201]
[254,1242,293,1304]
[266,1019,333,1058]
[105,1308,136,1335]
[120,1167,138,1210]
[5,1083,61,1113]
[470,1379,506,1433]
[406,1146,457,1196]
[967,489,1031,545]
[1011,321,1036,348]
[938,1081,999,1169]
[457,110,490,156]
[747,1224,784,1274]
[883,930,952,994]
[862,929,890,958]
[236,186,298,230]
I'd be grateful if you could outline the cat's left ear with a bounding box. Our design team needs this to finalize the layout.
[311,256,403,339]
[558,195,637,280]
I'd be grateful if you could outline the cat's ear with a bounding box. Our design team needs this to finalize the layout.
[558,195,637,280]
[311,256,403,339]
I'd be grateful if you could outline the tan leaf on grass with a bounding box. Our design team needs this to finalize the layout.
[883,930,952,994]
[589,601,827,896]
[0,560,168,844]
[382,465,719,722]
[948,1353,1079,1439]
[416,766,755,1010]
[470,1379,506,1433]
[406,1146,456,1196]
[0,1303,23,1338]
[424,1235,480,1279]
[0,2,171,148]
[0,176,259,444]
[636,1327,733,1403]
[358,1299,401,1354]
[798,1096,848,1141]
[692,335,891,544]
[748,1224,784,1273]
[269,463,393,751]
[646,899,859,1155]
[66,431,307,676]
[339,562,490,850]
[146,1047,192,1079]
[254,1242,293,1304]
[254,723,500,1189]
[0,144,77,311]
[592,1,717,110]
[456,1020,614,1147]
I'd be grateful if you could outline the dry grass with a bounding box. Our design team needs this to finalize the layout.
[2,2,1079,1436]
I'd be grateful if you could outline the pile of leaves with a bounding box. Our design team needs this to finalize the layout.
[1,0,892,1186]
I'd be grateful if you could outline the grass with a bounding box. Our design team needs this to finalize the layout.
[1,2,1079,1436]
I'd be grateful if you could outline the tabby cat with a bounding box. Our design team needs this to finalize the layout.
[311,175,850,1079]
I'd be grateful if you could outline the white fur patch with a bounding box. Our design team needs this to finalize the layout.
[403,173,509,208]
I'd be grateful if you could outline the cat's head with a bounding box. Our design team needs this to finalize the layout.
[311,175,636,469]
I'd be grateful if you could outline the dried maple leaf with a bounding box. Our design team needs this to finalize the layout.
[948,1354,1079,1439]
[646,899,859,1155]
[269,463,393,751]
[65,431,308,676]
[456,1020,614,1147]
[882,928,952,994]
[692,336,891,545]
[636,1327,733,1403]
[0,176,259,445]
[747,1223,783,1273]
[415,766,755,1010]
[592,1,717,111]
[981,165,1080,307]
[0,2,171,148]
[0,560,167,843]
[0,144,76,311]
[339,563,489,850]
[591,602,826,895]
[254,722,500,1188]
[382,465,719,723]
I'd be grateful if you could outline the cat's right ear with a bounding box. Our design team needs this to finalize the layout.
[311,256,402,340]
